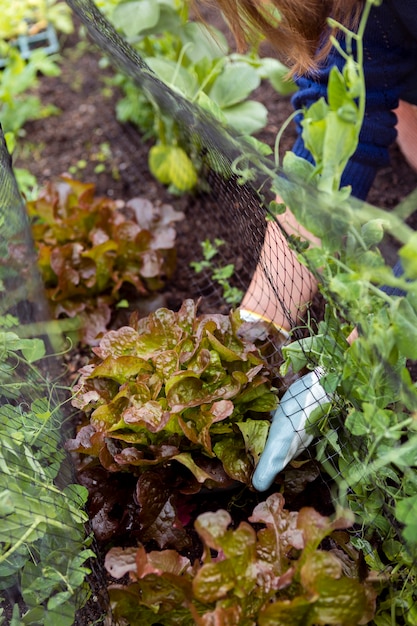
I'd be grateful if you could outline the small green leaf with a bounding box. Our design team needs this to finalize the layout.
[222,100,268,135]
[181,22,228,62]
[399,232,417,279]
[148,145,197,190]
[146,57,198,98]
[113,0,160,37]
[196,92,228,125]
[258,57,296,95]
[391,298,417,359]
[209,63,260,108]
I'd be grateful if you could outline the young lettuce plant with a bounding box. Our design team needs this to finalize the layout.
[66,300,286,547]
[103,492,377,625]
[26,176,184,345]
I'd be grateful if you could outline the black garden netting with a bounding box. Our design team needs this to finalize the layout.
[1,0,417,623]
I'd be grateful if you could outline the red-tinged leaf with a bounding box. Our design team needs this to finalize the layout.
[237,419,270,464]
[177,411,214,455]
[123,400,171,433]
[297,507,337,549]
[105,547,138,579]
[94,326,140,359]
[165,370,201,398]
[50,243,84,290]
[167,374,242,413]
[173,452,219,484]
[192,560,236,603]
[303,560,369,625]
[301,550,343,586]
[91,400,127,432]
[90,355,153,383]
[104,430,150,445]
[109,582,194,625]
[59,175,96,204]
[258,596,312,626]
[141,497,191,550]
[192,603,242,626]
[139,249,163,278]
[98,437,121,472]
[82,239,118,292]
[115,379,152,405]
[185,347,211,375]
[249,492,285,525]
[206,330,245,362]
[113,447,145,466]
[114,220,143,245]
[127,197,158,230]
[136,470,174,528]
[36,243,55,283]
[127,197,184,231]
[82,299,113,344]
[65,424,103,456]
[142,548,191,577]
[213,436,253,484]
[153,350,180,378]
[211,400,234,422]
[176,299,197,334]
[249,494,304,558]
[194,509,232,550]
[219,521,257,560]
[192,456,239,491]
[151,224,177,250]
[178,402,234,454]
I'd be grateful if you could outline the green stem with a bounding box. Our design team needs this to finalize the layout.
[171,43,192,92]
[274,109,300,168]
[0,520,40,564]
[193,58,225,102]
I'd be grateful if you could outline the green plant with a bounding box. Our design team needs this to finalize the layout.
[190,238,244,305]
[98,0,295,191]
[66,300,287,547]
[68,142,118,177]
[0,0,75,137]
[104,492,377,625]
[4,132,39,200]
[261,2,417,622]
[0,323,95,625]
[0,0,73,41]
[26,176,184,345]
[0,48,61,136]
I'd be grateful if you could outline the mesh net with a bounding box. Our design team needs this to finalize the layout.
[1,0,417,623]
[0,129,109,623]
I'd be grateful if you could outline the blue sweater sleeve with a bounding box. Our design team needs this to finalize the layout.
[291,0,417,200]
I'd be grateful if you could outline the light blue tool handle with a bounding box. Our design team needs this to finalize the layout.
[252,369,330,491]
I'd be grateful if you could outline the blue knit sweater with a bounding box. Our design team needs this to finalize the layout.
[292,0,417,201]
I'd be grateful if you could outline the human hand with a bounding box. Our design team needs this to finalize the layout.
[252,368,330,491]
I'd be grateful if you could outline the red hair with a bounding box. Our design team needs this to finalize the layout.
[211,0,362,73]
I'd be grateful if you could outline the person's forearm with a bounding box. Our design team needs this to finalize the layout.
[241,207,319,331]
